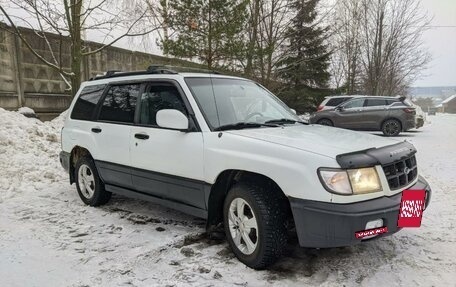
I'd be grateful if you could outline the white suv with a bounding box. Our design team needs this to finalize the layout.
[59,66,432,269]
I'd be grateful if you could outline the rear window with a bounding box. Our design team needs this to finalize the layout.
[98,84,140,123]
[71,85,106,121]
[326,97,351,107]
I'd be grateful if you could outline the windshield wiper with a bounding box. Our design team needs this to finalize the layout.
[214,122,279,131]
[265,118,308,125]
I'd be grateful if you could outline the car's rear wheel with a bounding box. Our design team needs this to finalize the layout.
[223,183,288,269]
[382,119,401,136]
[75,156,111,206]
[317,118,333,126]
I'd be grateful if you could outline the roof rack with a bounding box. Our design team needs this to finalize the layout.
[89,65,178,81]
[158,65,221,74]
[89,65,221,81]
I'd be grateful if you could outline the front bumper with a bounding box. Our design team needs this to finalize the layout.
[290,176,431,248]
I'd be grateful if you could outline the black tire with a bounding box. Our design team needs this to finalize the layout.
[223,182,288,269]
[74,156,111,206]
[382,119,401,136]
[317,118,333,126]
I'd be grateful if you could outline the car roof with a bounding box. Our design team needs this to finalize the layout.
[325,95,355,98]
[328,95,400,100]
[80,72,249,88]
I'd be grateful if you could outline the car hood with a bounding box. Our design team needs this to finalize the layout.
[226,124,400,159]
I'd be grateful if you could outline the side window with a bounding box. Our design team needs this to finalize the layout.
[98,84,140,123]
[342,98,365,109]
[365,98,387,107]
[71,85,106,120]
[327,97,351,106]
[139,84,187,126]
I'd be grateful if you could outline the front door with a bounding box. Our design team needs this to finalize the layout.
[333,98,366,129]
[129,82,206,209]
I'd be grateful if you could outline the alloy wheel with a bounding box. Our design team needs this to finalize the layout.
[78,164,95,199]
[228,198,259,255]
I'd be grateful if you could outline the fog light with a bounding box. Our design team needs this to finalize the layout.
[363,219,384,239]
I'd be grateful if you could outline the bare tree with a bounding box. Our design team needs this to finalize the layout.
[331,0,363,94]
[239,0,293,86]
[330,0,430,96]
[0,0,161,96]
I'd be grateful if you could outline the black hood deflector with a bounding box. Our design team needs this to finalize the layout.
[336,141,417,169]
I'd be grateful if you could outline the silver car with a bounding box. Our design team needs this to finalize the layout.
[309,96,416,136]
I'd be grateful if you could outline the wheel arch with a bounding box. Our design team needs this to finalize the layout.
[69,145,94,184]
[206,169,292,231]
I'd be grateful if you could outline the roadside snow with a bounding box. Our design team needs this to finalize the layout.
[17,107,36,116]
[0,109,455,286]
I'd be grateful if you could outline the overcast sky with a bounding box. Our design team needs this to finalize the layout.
[416,0,456,87]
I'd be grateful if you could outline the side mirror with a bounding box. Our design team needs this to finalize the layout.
[290,108,297,115]
[156,109,189,131]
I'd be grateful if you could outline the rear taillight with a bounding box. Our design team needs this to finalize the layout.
[317,105,324,111]
[403,108,416,114]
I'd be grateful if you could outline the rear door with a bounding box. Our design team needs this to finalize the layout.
[129,81,206,209]
[362,98,388,129]
[333,98,366,129]
[93,83,141,189]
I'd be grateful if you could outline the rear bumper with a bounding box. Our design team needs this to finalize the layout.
[415,117,424,128]
[59,151,70,172]
[290,176,431,248]
[403,118,416,130]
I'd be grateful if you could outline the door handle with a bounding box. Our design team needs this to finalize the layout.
[91,127,102,133]
[134,133,149,140]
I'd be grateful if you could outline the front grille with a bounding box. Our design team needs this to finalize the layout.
[382,155,418,190]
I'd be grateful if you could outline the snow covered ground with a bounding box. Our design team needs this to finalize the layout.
[0,108,455,287]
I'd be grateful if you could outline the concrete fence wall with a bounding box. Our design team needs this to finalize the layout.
[0,23,202,120]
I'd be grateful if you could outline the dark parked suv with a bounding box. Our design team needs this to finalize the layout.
[309,96,416,136]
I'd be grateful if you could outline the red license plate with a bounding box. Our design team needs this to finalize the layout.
[355,227,388,239]
[397,189,426,227]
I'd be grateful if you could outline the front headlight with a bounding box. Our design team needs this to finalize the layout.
[347,167,382,194]
[318,167,382,195]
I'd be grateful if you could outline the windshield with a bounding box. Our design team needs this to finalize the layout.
[185,77,299,130]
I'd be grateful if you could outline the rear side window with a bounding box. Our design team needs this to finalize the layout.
[365,98,387,107]
[71,85,106,120]
[98,84,140,123]
[386,99,398,105]
[139,84,187,126]
[326,97,351,106]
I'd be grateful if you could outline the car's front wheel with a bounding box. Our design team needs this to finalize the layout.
[223,183,288,269]
[317,118,333,126]
[74,156,111,206]
[382,119,402,136]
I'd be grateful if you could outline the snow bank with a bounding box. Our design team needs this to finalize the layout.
[17,106,36,117]
[0,108,66,201]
